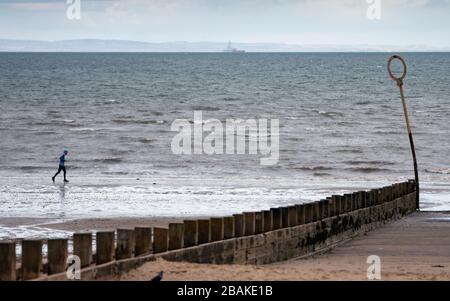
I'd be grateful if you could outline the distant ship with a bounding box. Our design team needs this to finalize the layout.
[223,41,246,53]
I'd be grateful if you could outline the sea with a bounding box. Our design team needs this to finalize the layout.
[1,52,449,240]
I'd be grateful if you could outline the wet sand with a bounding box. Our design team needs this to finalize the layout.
[118,212,450,281]
[0,217,187,241]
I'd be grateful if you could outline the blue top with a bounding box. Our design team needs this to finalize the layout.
[59,154,65,166]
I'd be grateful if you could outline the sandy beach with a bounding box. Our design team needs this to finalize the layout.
[114,212,450,281]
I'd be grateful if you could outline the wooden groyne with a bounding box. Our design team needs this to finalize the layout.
[0,180,417,281]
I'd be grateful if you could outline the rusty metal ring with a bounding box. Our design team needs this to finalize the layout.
[388,55,407,82]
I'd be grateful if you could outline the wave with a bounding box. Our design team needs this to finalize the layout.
[288,166,333,171]
[223,97,240,102]
[112,119,166,125]
[355,101,370,105]
[69,128,98,132]
[346,167,390,173]
[343,160,395,166]
[426,168,450,175]
[336,149,364,154]
[190,106,221,111]
[136,138,154,144]
[92,157,123,164]
[318,111,345,118]
[20,166,45,172]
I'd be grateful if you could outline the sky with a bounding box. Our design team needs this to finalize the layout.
[0,0,449,47]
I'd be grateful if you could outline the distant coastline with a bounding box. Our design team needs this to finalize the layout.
[1,39,449,53]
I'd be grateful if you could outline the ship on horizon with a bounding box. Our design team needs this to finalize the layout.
[223,41,246,53]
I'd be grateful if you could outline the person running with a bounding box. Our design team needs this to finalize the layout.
[52,149,69,183]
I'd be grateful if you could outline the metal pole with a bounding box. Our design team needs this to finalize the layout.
[387,55,420,211]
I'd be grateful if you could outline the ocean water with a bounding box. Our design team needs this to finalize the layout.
[1,53,450,239]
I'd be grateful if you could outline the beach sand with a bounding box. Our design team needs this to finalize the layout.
[1,213,449,281]
[115,212,450,281]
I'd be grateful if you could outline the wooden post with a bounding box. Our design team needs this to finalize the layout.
[339,196,346,213]
[296,205,305,225]
[134,227,152,256]
[344,194,352,212]
[223,217,235,239]
[329,197,336,216]
[153,228,168,254]
[116,229,135,260]
[244,212,255,236]
[271,208,282,230]
[168,223,184,250]
[263,210,273,232]
[0,241,16,281]
[183,220,198,247]
[389,185,394,201]
[73,232,92,268]
[47,238,68,275]
[322,199,330,218]
[304,203,313,223]
[233,214,244,237]
[96,231,115,264]
[375,189,381,205]
[210,218,224,242]
[281,207,289,228]
[312,202,320,222]
[288,206,297,226]
[334,196,342,215]
[254,212,263,234]
[197,220,210,244]
[364,191,374,207]
[21,239,42,280]
[353,193,359,211]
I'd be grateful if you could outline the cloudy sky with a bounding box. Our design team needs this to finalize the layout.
[0,0,449,47]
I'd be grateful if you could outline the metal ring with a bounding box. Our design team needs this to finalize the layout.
[388,55,407,82]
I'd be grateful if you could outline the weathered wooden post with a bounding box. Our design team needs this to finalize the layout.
[210,218,224,242]
[233,214,245,237]
[271,208,282,230]
[223,217,235,239]
[21,239,43,280]
[343,194,351,212]
[312,202,320,222]
[183,220,198,247]
[254,212,263,234]
[47,238,68,275]
[304,203,313,223]
[332,196,341,216]
[263,210,273,232]
[0,241,16,281]
[281,207,289,228]
[134,227,152,256]
[322,199,330,218]
[376,189,382,205]
[153,228,168,254]
[116,229,135,260]
[244,212,255,236]
[168,223,184,250]
[197,220,210,244]
[296,205,305,225]
[329,197,336,216]
[288,206,297,227]
[357,191,365,208]
[73,233,92,268]
[96,231,115,264]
